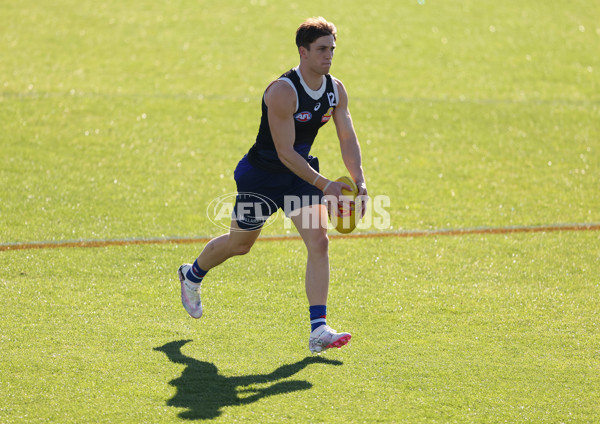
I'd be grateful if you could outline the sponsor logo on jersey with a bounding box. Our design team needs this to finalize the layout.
[314,102,321,111]
[321,107,334,123]
[295,111,312,122]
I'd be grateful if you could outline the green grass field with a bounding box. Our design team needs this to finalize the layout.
[2,0,599,422]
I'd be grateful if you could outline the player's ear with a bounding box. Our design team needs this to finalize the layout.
[298,45,309,58]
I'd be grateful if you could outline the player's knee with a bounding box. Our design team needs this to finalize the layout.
[230,242,253,256]
[307,233,329,255]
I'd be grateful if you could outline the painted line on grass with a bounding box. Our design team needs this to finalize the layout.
[1,222,599,252]
[4,90,599,107]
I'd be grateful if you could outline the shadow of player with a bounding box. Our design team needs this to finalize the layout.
[154,339,343,420]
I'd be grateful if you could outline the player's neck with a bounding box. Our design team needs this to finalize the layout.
[297,64,325,91]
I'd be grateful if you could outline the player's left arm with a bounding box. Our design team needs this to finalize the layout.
[332,78,368,214]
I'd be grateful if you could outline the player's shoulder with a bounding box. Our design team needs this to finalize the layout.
[264,79,297,111]
[329,75,348,104]
[328,73,341,85]
[265,78,296,100]
[329,74,346,95]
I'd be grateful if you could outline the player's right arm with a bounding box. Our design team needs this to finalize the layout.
[265,81,350,199]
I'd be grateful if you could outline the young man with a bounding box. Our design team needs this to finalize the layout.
[178,17,367,354]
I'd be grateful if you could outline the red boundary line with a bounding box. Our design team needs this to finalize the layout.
[2,223,599,252]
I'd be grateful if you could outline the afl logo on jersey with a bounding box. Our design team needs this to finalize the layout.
[295,111,312,122]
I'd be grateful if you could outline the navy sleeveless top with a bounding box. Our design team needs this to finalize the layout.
[246,68,338,172]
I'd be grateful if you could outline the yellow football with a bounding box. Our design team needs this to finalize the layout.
[330,176,359,234]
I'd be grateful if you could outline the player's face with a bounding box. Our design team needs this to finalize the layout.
[304,35,336,74]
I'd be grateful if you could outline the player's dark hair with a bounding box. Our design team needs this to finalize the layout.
[295,17,337,50]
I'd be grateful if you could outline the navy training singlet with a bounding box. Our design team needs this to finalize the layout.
[246,67,339,172]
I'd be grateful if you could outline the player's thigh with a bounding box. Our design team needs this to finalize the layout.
[289,204,329,252]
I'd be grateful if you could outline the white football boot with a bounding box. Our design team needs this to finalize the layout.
[177,264,203,318]
[309,325,351,354]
